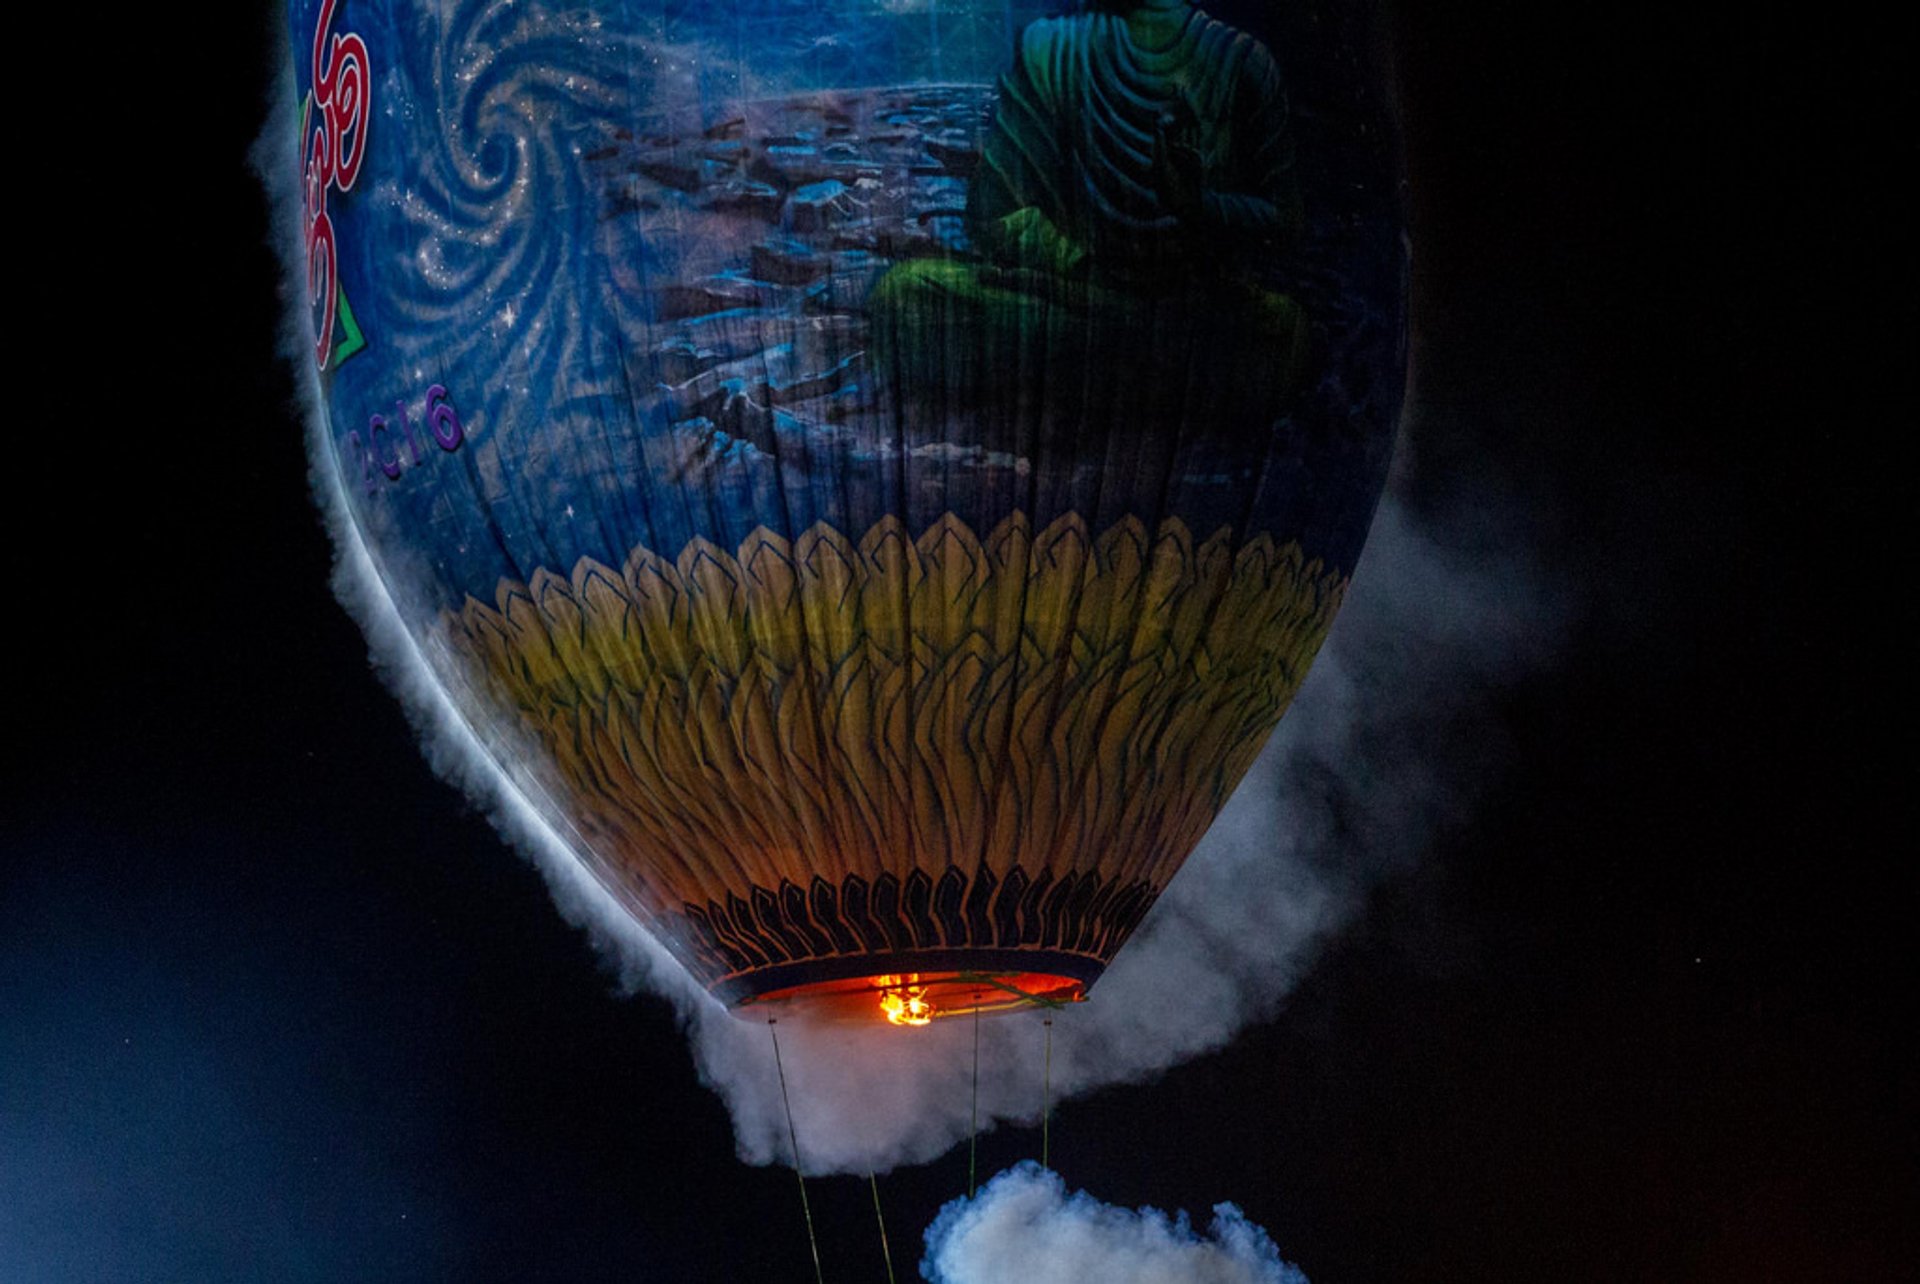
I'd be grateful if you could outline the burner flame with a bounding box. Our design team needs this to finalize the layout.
[877,976,934,1026]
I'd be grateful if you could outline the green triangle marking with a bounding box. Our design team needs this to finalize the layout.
[332,286,367,367]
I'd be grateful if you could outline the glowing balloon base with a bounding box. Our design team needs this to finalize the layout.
[739,970,1087,1026]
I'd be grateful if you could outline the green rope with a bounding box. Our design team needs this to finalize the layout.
[951,970,1070,1010]
[868,1171,896,1284]
[768,1019,824,1284]
[969,994,981,1199]
[1042,1016,1053,1170]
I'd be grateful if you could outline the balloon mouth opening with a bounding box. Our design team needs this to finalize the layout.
[735,970,1088,1025]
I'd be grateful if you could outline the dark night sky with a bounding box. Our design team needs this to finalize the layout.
[4,5,1909,1281]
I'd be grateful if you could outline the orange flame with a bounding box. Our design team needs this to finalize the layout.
[877,976,934,1026]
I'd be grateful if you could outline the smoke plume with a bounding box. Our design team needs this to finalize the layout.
[922,1163,1308,1284]
[261,29,1561,1178]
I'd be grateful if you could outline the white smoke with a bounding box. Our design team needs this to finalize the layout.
[260,21,1561,1180]
[922,1163,1308,1284]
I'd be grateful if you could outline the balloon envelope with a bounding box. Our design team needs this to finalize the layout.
[291,0,1406,1023]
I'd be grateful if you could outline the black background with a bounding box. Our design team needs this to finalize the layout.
[4,4,1907,1280]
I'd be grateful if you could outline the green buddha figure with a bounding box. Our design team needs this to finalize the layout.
[870,0,1309,436]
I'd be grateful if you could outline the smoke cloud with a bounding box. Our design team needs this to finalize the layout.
[262,28,1561,1179]
[922,1163,1308,1284]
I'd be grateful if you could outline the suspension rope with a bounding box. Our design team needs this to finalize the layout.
[1042,1016,1053,1170]
[868,1171,897,1284]
[768,1019,824,1284]
[969,993,982,1199]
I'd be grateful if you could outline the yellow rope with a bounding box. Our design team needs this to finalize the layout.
[768,1019,824,1284]
[968,995,981,1198]
[869,1171,896,1284]
[1042,1017,1053,1170]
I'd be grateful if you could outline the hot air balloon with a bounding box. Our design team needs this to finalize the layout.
[292,0,1405,1025]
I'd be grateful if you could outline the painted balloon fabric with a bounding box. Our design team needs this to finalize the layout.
[293,0,1405,1022]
